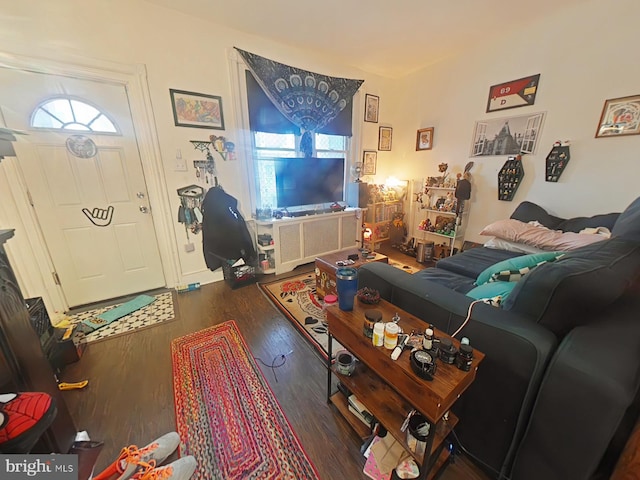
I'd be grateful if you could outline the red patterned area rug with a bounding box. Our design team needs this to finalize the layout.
[171,321,320,480]
[259,271,342,361]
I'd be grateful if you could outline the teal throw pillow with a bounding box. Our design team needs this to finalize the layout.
[475,251,563,286]
[467,281,517,302]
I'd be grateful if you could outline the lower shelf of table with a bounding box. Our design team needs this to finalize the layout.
[330,390,455,479]
[329,364,458,468]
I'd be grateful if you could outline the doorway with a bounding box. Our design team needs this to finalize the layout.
[0,59,173,309]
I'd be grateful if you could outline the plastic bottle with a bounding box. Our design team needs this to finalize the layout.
[423,328,433,350]
[176,282,201,293]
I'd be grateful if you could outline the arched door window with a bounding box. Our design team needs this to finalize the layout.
[30,97,119,134]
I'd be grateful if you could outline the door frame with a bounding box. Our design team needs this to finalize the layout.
[0,52,178,314]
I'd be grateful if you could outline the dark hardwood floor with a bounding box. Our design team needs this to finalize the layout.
[61,244,491,479]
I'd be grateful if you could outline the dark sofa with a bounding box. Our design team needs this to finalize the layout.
[358,196,640,480]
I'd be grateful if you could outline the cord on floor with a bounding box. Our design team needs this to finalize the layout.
[254,350,293,382]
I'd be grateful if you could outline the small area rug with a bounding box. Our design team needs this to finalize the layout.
[68,292,175,345]
[171,321,319,480]
[259,262,420,361]
[260,271,340,361]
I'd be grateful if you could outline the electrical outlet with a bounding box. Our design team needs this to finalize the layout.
[175,148,187,172]
[184,243,195,252]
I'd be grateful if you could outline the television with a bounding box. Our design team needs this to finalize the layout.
[274,157,345,208]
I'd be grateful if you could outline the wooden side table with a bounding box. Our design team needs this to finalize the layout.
[325,299,484,479]
[315,249,388,299]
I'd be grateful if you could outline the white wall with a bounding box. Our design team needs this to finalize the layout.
[386,0,640,243]
[0,0,391,295]
[2,0,637,303]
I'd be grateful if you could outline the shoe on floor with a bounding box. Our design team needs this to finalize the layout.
[132,456,197,480]
[0,392,57,453]
[92,431,181,480]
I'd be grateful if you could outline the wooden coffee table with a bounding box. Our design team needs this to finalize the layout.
[315,249,388,299]
[325,298,484,479]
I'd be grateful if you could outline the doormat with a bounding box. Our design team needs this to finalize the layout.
[259,272,342,361]
[171,321,320,480]
[68,292,175,345]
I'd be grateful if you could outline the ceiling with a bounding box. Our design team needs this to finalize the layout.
[144,0,587,78]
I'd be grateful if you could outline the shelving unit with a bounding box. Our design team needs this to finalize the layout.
[254,222,276,274]
[411,179,468,259]
[325,299,484,479]
[363,200,403,251]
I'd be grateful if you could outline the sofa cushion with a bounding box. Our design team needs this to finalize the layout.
[436,247,522,279]
[413,268,476,293]
[611,196,640,241]
[467,281,517,301]
[476,251,563,286]
[502,238,640,338]
[556,213,619,233]
[510,201,564,229]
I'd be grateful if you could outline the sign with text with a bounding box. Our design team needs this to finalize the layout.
[0,455,77,479]
[486,74,540,113]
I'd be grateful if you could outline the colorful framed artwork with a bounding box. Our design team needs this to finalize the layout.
[170,89,225,130]
[363,151,377,175]
[486,74,540,113]
[378,126,392,151]
[470,112,545,157]
[595,95,640,138]
[364,94,379,123]
[416,127,434,151]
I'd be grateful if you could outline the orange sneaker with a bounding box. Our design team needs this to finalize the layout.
[92,432,181,480]
[132,456,197,480]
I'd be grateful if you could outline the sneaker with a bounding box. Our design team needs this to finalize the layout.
[132,456,197,480]
[92,432,181,480]
[0,392,57,453]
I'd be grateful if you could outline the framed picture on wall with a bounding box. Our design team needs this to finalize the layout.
[416,127,434,150]
[595,94,640,137]
[378,126,392,151]
[470,112,545,157]
[363,150,377,175]
[364,94,379,123]
[486,74,540,113]
[170,89,225,129]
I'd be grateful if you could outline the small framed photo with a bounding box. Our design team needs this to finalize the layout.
[416,127,434,150]
[595,95,640,138]
[363,151,377,175]
[364,94,379,123]
[170,89,225,130]
[378,126,392,151]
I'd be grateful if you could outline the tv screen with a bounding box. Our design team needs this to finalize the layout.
[274,157,345,208]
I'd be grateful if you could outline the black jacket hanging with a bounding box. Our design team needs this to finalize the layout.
[201,187,256,271]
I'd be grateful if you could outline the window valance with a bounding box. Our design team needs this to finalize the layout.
[237,48,364,155]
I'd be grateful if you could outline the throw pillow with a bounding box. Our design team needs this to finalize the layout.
[475,251,563,286]
[489,267,531,283]
[466,281,517,301]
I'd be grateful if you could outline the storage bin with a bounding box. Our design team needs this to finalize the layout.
[222,260,257,289]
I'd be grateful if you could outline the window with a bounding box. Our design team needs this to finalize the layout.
[31,97,118,133]
[253,132,349,209]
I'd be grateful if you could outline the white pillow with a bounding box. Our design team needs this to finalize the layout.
[484,237,549,254]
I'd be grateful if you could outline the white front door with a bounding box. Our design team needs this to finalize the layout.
[0,68,165,307]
